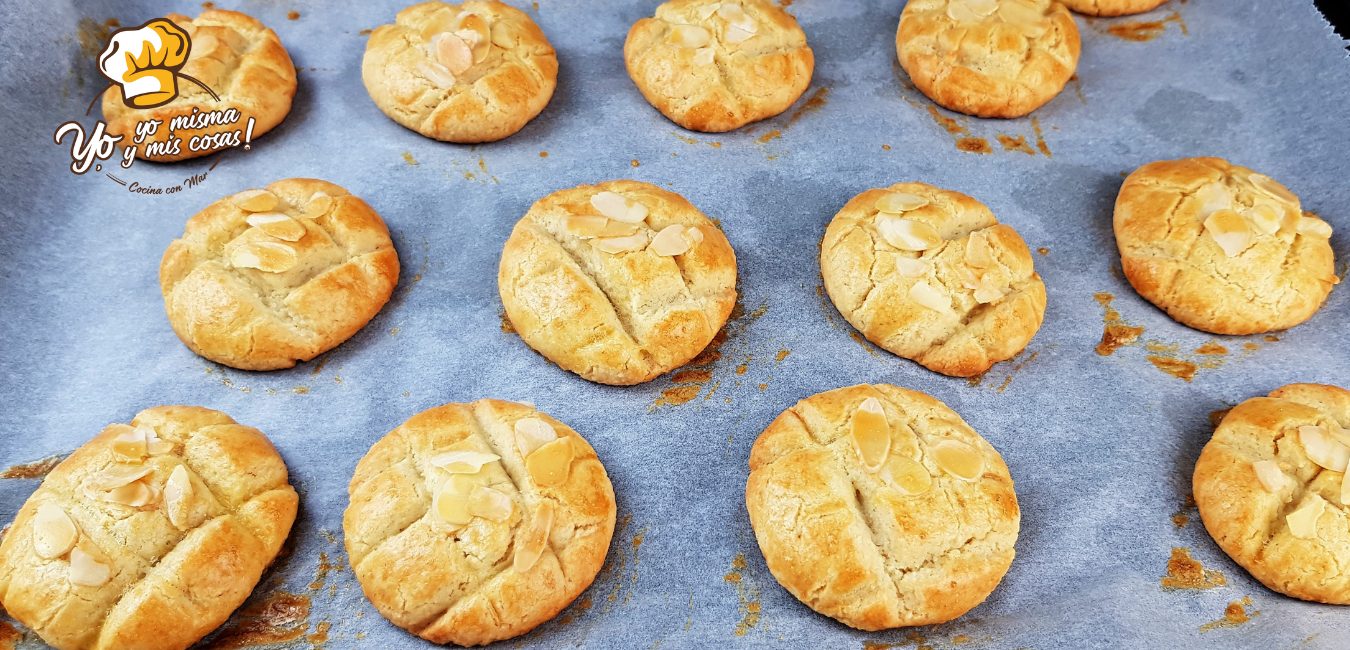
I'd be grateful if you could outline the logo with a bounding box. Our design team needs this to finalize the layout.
[99,19,206,109]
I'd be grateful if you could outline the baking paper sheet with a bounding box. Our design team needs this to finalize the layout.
[2,0,1349,648]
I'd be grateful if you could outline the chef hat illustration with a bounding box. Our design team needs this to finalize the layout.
[98,19,192,109]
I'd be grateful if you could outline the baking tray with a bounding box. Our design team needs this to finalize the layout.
[2,0,1349,648]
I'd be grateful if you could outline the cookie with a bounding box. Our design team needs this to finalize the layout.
[896,0,1080,118]
[0,406,298,650]
[820,183,1046,377]
[1114,158,1337,335]
[746,384,1019,629]
[363,1,558,143]
[1194,383,1350,603]
[102,10,297,163]
[344,400,616,645]
[160,179,400,371]
[1058,0,1167,16]
[498,180,738,385]
[624,0,814,132]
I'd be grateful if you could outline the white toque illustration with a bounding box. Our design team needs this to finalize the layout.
[98,19,192,109]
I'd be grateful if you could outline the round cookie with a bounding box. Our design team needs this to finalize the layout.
[1194,383,1350,603]
[624,0,814,132]
[1058,0,1167,16]
[344,400,616,645]
[498,180,738,385]
[363,1,558,143]
[746,384,1020,629]
[102,9,297,163]
[160,179,401,371]
[0,406,298,650]
[1114,158,1337,335]
[820,183,1046,377]
[896,0,1080,119]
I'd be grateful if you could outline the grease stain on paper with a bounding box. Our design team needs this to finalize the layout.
[1161,548,1225,590]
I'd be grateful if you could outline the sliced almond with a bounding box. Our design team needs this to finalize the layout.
[420,7,460,40]
[455,13,492,61]
[245,213,306,242]
[417,61,457,89]
[877,216,942,251]
[685,226,705,244]
[1249,173,1299,205]
[565,215,609,238]
[933,440,984,481]
[163,465,193,529]
[1244,203,1282,235]
[432,488,473,526]
[513,500,555,573]
[973,274,1008,304]
[893,256,930,278]
[515,418,558,458]
[1300,425,1350,472]
[1203,209,1253,258]
[591,191,649,223]
[965,0,999,15]
[997,0,1043,24]
[433,32,474,75]
[306,192,333,216]
[592,233,648,254]
[69,544,111,587]
[103,481,153,507]
[850,397,890,473]
[879,455,932,495]
[429,450,501,474]
[909,281,950,312]
[1325,420,1350,449]
[696,3,722,21]
[190,34,220,60]
[1194,182,1232,219]
[723,24,755,43]
[1287,495,1326,540]
[693,47,715,66]
[490,21,518,49]
[32,503,78,560]
[111,429,148,463]
[875,192,930,214]
[526,438,573,487]
[87,465,153,492]
[1297,216,1333,239]
[230,241,298,273]
[467,486,513,521]
[670,24,712,48]
[1252,460,1287,493]
[947,0,984,23]
[600,220,642,237]
[650,225,691,256]
[964,231,995,268]
[716,3,757,31]
[231,189,278,213]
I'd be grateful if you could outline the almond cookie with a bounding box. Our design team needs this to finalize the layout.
[896,0,1080,118]
[1058,0,1166,16]
[363,1,558,143]
[747,384,1019,629]
[1194,384,1350,603]
[102,9,297,162]
[344,400,616,645]
[160,179,401,371]
[625,0,814,132]
[820,183,1046,377]
[1114,158,1337,335]
[0,406,298,650]
[498,180,738,385]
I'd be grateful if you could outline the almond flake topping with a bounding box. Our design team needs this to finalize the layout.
[231,189,278,213]
[69,544,111,587]
[33,503,78,560]
[947,0,988,23]
[190,34,219,60]
[964,231,995,268]
[433,32,474,75]
[467,486,513,521]
[163,465,193,529]
[491,22,518,49]
[307,191,333,216]
[565,215,609,238]
[429,450,501,474]
[432,474,480,526]
[850,398,891,473]
[246,213,306,242]
[1243,203,1282,235]
[909,281,950,312]
[1249,173,1299,205]
[1252,460,1287,493]
[650,225,691,256]
[1299,425,1349,472]
[670,24,712,48]
[456,13,492,61]
[420,7,458,40]
[1194,182,1232,220]
[1287,495,1326,539]
[894,256,931,278]
[515,417,559,458]
[877,216,942,251]
[997,0,1043,24]
[686,226,705,243]
[696,3,722,21]
[591,191,649,223]
[724,24,755,43]
[112,429,149,462]
[87,465,153,492]
[593,233,649,254]
[1203,209,1253,258]
[693,47,715,65]
[103,481,156,507]
[231,241,298,273]
[880,455,932,495]
[717,4,758,32]
[875,192,930,214]
[417,61,457,89]
[933,440,984,481]
[526,437,573,487]
[1297,216,1333,239]
[513,500,555,573]
[973,274,1009,304]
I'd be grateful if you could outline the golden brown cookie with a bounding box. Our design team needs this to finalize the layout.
[1114,158,1337,335]
[747,384,1019,629]
[102,10,297,162]
[363,1,558,143]
[344,400,616,646]
[896,0,1080,118]
[0,406,298,650]
[1058,0,1166,16]
[498,180,738,385]
[820,183,1046,377]
[160,179,400,371]
[624,0,814,132]
[1194,383,1350,604]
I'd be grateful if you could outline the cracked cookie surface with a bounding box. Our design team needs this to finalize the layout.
[498,180,738,386]
[363,1,557,143]
[624,0,814,132]
[0,406,298,650]
[1058,0,1166,16]
[102,9,296,163]
[343,400,616,646]
[746,384,1019,630]
[1194,384,1350,604]
[896,0,1079,118]
[160,178,400,371]
[821,182,1046,377]
[1114,157,1337,335]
